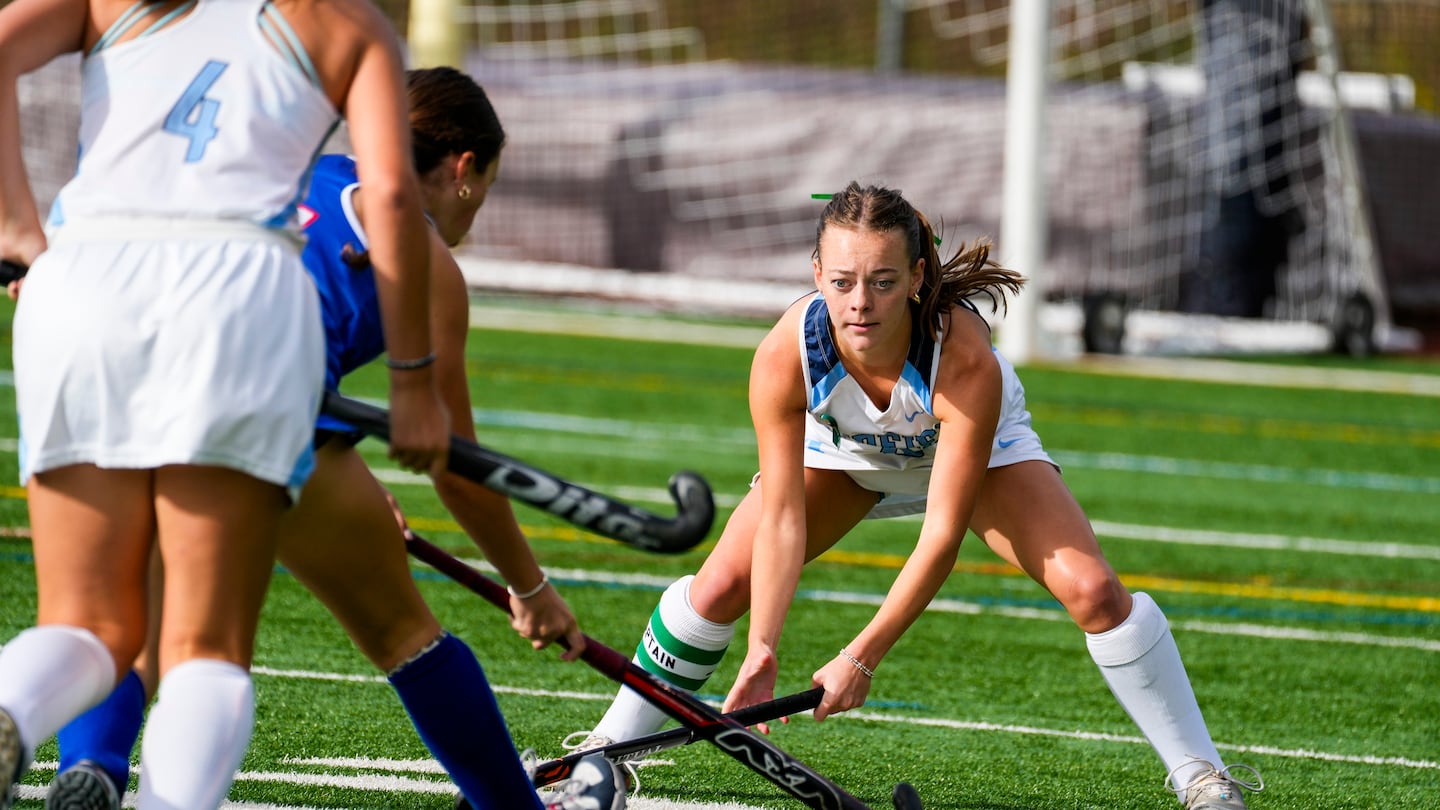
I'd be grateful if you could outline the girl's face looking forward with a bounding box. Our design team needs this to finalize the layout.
[813,225,923,357]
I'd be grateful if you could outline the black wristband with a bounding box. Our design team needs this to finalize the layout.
[386,352,437,371]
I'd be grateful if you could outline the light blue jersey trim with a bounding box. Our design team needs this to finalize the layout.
[810,364,847,411]
[90,0,153,55]
[259,2,322,88]
[139,0,196,37]
[899,362,931,407]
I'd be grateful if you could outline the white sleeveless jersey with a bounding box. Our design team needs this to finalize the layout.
[800,294,943,474]
[798,294,1055,513]
[50,0,338,231]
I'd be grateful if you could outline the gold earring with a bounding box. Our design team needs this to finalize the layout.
[458,185,472,200]
[911,290,921,304]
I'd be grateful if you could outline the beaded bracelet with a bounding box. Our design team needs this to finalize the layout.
[386,352,437,370]
[839,647,875,678]
[507,574,549,600]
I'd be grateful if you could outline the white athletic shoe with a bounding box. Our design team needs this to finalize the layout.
[449,748,630,810]
[46,760,122,810]
[561,731,638,793]
[0,708,23,810]
[542,753,627,810]
[1166,760,1264,810]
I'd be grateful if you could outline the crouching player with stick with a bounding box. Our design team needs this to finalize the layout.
[43,67,627,810]
[573,183,1263,810]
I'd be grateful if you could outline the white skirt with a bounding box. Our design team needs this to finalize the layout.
[13,223,325,498]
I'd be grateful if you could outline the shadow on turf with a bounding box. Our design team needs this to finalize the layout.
[702,785,1050,810]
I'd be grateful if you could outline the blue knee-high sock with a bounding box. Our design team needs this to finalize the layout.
[388,633,541,810]
[56,668,147,791]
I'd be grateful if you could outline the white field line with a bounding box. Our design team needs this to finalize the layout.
[14,666,1435,809]
[484,562,1440,652]
[5,420,1432,561]
[464,303,1440,397]
[369,468,1440,563]
[460,405,1440,498]
[6,597,1435,810]
[3,525,1436,652]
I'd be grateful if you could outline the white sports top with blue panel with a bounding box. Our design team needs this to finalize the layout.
[797,293,1055,517]
[49,0,338,232]
[800,293,943,476]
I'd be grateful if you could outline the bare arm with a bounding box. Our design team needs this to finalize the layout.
[811,311,1001,717]
[309,0,449,475]
[722,307,811,714]
[0,0,87,265]
[425,236,585,659]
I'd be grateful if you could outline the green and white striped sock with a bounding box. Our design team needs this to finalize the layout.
[593,575,734,741]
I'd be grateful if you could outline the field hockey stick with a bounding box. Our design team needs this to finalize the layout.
[321,391,714,553]
[401,529,922,810]
[527,686,824,788]
[0,260,28,285]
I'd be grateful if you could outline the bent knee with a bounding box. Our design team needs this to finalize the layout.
[1060,572,1131,632]
[688,570,750,624]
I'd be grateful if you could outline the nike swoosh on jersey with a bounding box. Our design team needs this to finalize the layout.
[997,437,1021,449]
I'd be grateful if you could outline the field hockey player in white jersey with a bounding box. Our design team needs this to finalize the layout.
[0,0,449,807]
[572,182,1264,810]
[43,65,628,810]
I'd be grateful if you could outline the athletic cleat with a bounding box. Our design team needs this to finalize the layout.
[1166,760,1264,810]
[46,760,121,810]
[0,708,23,810]
[541,753,627,810]
[561,731,612,754]
[561,731,638,793]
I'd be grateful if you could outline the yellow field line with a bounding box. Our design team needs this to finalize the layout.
[6,494,1434,614]
[811,549,1440,614]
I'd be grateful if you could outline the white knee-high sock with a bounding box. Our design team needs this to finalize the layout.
[1086,592,1225,797]
[137,659,254,810]
[0,626,115,761]
[593,575,734,742]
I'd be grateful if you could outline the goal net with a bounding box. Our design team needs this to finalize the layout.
[14,2,1437,356]
[436,0,1433,356]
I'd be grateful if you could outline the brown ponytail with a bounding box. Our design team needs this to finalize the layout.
[814,182,1024,341]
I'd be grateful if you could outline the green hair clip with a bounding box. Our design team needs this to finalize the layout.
[818,413,841,447]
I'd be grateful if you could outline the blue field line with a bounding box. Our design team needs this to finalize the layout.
[1059,449,1440,494]
[398,562,1440,638]
[4,396,1440,495]
[471,409,1440,496]
[471,407,1440,496]
[0,548,1436,636]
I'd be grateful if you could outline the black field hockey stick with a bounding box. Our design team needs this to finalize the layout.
[321,391,714,553]
[526,686,824,789]
[401,529,922,810]
[0,260,28,285]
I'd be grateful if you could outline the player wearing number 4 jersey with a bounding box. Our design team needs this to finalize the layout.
[573,182,1264,810]
[0,0,450,807]
[39,64,628,810]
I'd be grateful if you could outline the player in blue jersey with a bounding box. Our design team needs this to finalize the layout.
[571,182,1263,810]
[40,66,626,810]
[0,1,450,807]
